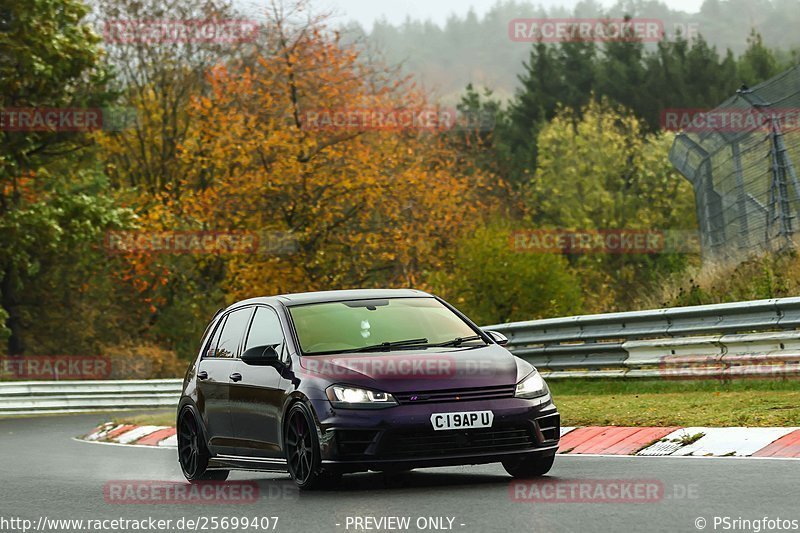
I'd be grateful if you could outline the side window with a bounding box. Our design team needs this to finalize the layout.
[203,315,227,359]
[244,307,286,357]
[215,308,254,359]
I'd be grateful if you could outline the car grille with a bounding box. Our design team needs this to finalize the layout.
[393,384,516,405]
[382,426,535,458]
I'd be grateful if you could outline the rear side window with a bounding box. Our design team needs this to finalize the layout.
[214,308,254,358]
[203,315,227,358]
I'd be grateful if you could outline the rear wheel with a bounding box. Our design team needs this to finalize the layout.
[502,454,555,478]
[177,406,229,482]
[284,403,339,490]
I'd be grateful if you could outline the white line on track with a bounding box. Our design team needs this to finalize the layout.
[556,453,800,461]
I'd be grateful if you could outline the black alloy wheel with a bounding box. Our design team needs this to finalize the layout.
[178,406,229,482]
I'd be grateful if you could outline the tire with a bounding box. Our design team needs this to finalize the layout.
[177,406,230,482]
[502,454,555,478]
[284,402,339,490]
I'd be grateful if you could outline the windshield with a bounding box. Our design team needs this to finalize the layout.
[288,297,483,355]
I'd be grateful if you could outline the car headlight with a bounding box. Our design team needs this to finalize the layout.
[515,370,549,399]
[326,385,398,409]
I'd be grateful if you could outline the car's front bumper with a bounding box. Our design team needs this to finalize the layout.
[308,394,560,473]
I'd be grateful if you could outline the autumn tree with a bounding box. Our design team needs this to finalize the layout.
[94,0,245,194]
[164,3,494,298]
[96,2,494,356]
[0,0,115,354]
[529,98,697,310]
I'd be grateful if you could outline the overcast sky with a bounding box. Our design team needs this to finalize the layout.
[308,0,706,30]
[234,0,707,29]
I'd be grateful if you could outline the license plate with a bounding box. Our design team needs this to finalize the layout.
[430,410,494,431]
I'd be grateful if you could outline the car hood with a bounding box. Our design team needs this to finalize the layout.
[298,344,531,392]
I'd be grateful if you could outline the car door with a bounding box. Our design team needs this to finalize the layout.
[229,305,286,457]
[196,306,253,455]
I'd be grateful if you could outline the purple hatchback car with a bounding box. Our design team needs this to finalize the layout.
[177,289,559,489]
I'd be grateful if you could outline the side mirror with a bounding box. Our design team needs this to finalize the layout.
[241,344,280,366]
[485,330,509,346]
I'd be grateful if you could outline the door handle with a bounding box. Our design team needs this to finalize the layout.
[230,372,242,382]
[197,371,208,380]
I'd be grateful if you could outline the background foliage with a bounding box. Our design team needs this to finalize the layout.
[1,0,797,376]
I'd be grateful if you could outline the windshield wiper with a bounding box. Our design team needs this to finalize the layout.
[430,335,485,347]
[354,338,429,352]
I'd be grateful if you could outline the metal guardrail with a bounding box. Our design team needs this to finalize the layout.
[0,379,182,416]
[483,296,800,379]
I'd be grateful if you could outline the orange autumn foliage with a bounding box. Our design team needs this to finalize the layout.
[176,19,491,297]
[105,9,495,305]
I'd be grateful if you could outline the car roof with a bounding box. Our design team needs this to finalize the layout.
[226,288,433,310]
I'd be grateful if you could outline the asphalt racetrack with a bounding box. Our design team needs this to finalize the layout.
[1,413,798,533]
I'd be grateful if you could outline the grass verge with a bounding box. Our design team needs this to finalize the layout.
[549,378,800,427]
[112,410,175,428]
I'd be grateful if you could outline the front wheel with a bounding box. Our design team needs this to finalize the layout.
[177,406,229,482]
[502,454,555,478]
[284,403,339,490]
